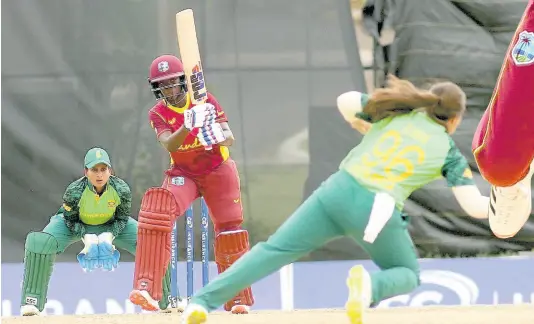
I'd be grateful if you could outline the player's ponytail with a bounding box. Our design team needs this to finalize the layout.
[363,75,465,124]
[425,81,466,127]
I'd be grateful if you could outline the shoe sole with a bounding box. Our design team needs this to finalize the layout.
[129,290,159,312]
[231,305,249,314]
[185,309,208,324]
[345,265,365,324]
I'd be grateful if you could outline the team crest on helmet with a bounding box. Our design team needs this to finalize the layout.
[511,30,534,66]
[158,61,170,72]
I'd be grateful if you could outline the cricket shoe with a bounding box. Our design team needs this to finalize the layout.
[345,265,372,324]
[159,305,173,314]
[176,298,188,312]
[230,304,250,314]
[181,303,208,324]
[129,289,160,312]
[20,305,40,316]
[489,161,534,239]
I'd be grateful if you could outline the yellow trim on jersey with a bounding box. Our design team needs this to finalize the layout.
[167,93,191,114]
[220,145,230,161]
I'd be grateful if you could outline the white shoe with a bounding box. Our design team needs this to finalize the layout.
[345,265,372,324]
[21,305,40,316]
[176,298,188,312]
[489,164,533,238]
[181,303,208,324]
[230,304,250,314]
[129,289,160,312]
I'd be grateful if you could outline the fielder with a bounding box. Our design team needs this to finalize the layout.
[19,148,172,316]
[472,0,534,239]
[181,75,490,324]
[129,54,253,314]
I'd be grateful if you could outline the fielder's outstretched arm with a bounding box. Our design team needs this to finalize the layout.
[442,137,489,219]
[337,91,373,135]
[451,185,489,219]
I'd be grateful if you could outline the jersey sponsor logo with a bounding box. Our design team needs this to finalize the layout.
[107,200,116,208]
[168,117,176,125]
[178,137,203,151]
[511,30,534,66]
[83,213,112,219]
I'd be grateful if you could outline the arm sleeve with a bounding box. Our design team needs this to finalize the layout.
[61,179,87,237]
[104,177,132,237]
[355,93,373,122]
[207,93,228,123]
[441,137,475,187]
[149,110,171,138]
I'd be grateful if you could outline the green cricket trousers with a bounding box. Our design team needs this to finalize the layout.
[20,215,171,311]
[191,169,420,310]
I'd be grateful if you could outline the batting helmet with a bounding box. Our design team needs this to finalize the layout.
[148,54,187,101]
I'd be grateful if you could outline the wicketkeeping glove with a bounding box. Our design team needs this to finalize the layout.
[77,234,100,272]
[197,122,226,147]
[97,232,120,272]
[184,103,217,131]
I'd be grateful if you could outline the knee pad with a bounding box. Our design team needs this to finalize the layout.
[25,231,59,255]
[138,187,178,231]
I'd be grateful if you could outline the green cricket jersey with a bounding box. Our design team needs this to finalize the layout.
[58,176,132,237]
[340,95,474,210]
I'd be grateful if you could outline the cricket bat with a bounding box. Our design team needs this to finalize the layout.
[176,9,212,150]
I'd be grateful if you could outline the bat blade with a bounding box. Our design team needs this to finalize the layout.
[176,9,212,150]
[176,9,208,105]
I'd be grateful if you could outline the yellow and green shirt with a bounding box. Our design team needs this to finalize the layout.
[59,176,132,237]
[340,94,474,210]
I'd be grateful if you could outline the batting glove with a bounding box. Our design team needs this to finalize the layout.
[197,122,226,147]
[184,103,217,131]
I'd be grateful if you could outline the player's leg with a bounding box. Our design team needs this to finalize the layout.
[347,213,419,309]
[472,0,534,238]
[113,217,172,312]
[20,215,78,316]
[197,159,253,313]
[309,172,419,324]
[183,171,350,324]
[130,174,198,311]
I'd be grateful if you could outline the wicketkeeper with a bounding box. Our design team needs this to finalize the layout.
[128,54,253,314]
[19,148,171,316]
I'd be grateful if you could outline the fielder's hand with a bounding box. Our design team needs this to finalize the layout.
[77,234,100,272]
[184,103,217,131]
[197,122,226,147]
[97,232,120,272]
